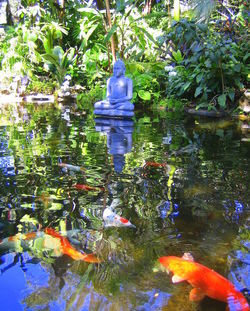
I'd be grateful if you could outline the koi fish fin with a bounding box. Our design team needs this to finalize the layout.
[172,275,186,283]
[82,253,102,263]
[189,288,205,302]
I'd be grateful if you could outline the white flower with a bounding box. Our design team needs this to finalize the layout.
[44,63,50,71]
[164,65,174,72]
[65,75,71,81]
[169,71,177,77]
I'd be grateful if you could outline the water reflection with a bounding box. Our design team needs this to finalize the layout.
[95,118,134,173]
[0,103,249,310]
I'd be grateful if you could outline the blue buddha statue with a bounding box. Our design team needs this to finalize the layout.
[94,60,134,117]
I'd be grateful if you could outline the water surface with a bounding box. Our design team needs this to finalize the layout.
[0,102,249,311]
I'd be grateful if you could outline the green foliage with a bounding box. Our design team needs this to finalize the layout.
[162,18,248,111]
[26,76,57,94]
[154,98,185,113]
[126,62,163,103]
[0,0,248,113]
[104,4,161,61]
[77,84,105,110]
[43,46,76,85]
[0,23,41,80]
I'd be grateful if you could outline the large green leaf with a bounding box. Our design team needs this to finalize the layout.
[172,50,183,63]
[138,90,151,101]
[53,46,64,62]
[218,94,226,108]
[43,38,52,54]
[42,53,59,67]
[104,25,118,44]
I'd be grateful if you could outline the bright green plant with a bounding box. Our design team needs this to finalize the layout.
[109,5,161,61]
[42,46,76,85]
[26,76,57,94]
[162,18,248,111]
[71,6,109,87]
[126,62,163,103]
[0,24,41,84]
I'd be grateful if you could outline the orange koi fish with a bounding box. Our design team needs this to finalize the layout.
[58,163,85,172]
[73,184,105,192]
[159,254,249,311]
[44,228,101,263]
[143,161,167,169]
[0,229,101,263]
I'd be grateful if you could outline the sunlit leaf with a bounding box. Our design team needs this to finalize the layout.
[138,90,151,101]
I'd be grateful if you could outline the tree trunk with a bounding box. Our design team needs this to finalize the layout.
[7,0,20,24]
[104,0,116,62]
[143,0,155,15]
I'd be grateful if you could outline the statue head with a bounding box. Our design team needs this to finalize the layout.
[113,59,125,77]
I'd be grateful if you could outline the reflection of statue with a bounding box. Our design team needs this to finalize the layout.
[94,60,134,117]
[95,118,134,173]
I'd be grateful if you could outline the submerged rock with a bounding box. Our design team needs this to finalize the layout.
[228,250,250,296]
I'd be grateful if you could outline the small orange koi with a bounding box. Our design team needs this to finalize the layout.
[44,228,101,263]
[73,184,105,192]
[144,161,167,168]
[7,232,38,242]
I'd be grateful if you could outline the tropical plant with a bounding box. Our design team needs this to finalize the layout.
[126,62,163,102]
[42,46,76,86]
[162,17,248,111]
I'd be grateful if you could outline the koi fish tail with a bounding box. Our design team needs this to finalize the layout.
[44,227,101,263]
[227,293,249,311]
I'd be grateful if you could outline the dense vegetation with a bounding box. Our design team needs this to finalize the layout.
[0,0,249,112]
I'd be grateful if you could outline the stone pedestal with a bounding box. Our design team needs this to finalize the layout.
[94,108,134,117]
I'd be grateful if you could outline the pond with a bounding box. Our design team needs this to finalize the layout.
[0,101,249,311]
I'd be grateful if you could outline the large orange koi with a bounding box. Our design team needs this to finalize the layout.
[159,254,249,311]
[44,228,101,263]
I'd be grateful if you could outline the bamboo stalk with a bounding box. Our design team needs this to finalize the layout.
[104,0,116,62]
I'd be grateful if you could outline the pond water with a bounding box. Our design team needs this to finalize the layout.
[0,101,249,311]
